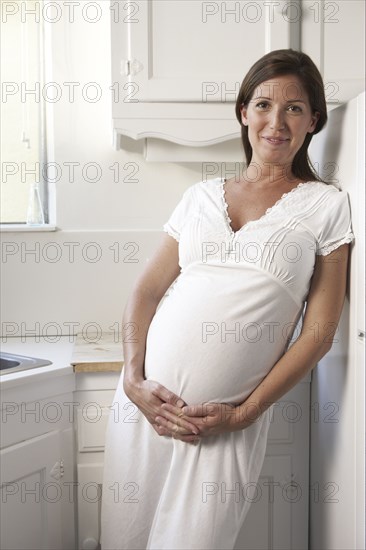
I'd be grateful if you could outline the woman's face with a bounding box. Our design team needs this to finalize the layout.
[240,74,320,171]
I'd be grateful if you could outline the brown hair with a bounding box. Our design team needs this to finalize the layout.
[235,49,328,182]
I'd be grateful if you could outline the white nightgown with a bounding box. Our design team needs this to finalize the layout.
[100,177,354,550]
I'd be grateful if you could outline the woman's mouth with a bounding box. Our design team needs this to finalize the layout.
[262,136,290,145]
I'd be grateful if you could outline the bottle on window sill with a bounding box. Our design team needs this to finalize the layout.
[26,182,45,226]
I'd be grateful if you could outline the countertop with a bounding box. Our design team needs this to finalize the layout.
[0,333,124,391]
[0,336,75,390]
[71,332,124,372]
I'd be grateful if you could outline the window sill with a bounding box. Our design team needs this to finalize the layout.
[0,224,57,232]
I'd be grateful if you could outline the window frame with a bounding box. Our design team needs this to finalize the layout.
[0,0,56,232]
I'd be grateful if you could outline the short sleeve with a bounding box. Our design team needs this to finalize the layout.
[316,189,355,255]
[163,184,197,242]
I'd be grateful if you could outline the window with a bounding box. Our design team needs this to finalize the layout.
[1,0,48,225]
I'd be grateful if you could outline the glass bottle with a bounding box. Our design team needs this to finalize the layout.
[26,182,45,225]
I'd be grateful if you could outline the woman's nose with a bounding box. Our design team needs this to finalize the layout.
[269,109,285,130]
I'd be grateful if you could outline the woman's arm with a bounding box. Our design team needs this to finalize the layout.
[234,242,351,427]
[122,232,201,441]
[122,232,180,388]
[156,243,351,436]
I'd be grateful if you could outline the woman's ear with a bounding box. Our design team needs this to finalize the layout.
[308,110,320,133]
[240,104,248,126]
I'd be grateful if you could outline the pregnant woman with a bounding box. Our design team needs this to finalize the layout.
[100,49,354,550]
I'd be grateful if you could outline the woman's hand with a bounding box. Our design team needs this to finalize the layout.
[124,377,201,443]
[156,401,253,439]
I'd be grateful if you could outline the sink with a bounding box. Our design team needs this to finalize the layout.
[0,352,53,375]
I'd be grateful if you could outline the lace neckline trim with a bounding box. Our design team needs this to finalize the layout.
[219,177,317,235]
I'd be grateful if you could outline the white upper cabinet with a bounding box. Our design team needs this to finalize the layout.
[301,0,365,105]
[118,0,299,102]
[111,0,300,149]
[111,0,364,152]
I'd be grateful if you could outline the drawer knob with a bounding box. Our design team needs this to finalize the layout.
[82,537,99,550]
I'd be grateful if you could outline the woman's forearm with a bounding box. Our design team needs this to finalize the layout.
[234,333,333,429]
[122,288,160,388]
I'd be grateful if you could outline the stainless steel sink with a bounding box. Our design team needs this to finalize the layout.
[0,352,53,375]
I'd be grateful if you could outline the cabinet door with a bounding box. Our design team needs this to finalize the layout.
[301,0,365,103]
[235,380,310,550]
[0,431,64,550]
[75,388,117,550]
[77,463,103,550]
[117,0,300,102]
[235,455,294,550]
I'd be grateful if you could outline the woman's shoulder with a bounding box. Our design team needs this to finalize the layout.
[302,180,350,206]
[302,182,354,254]
[289,180,352,227]
[293,179,348,201]
[195,177,224,190]
[184,177,224,199]
[275,180,351,227]
[306,180,344,192]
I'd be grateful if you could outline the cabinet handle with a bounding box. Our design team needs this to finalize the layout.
[120,58,144,76]
[50,460,64,480]
[82,537,99,550]
[130,58,143,76]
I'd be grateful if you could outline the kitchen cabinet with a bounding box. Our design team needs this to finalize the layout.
[234,378,311,549]
[301,0,365,105]
[1,431,72,550]
[111,0,364,156]
[114,0,300,103]
[0,360,76,550]
[74,371,121,550]
[111,0,301,151]
[75,369,311,550]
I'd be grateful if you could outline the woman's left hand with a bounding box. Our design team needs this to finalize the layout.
[155,401,250,439]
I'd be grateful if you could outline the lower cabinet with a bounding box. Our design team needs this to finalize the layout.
[75,372,311,550]
[74,384,117,550]
[234,378,311,550]
[0,385,76,550]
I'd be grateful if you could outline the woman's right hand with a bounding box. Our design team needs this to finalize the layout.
[123,377,201,443]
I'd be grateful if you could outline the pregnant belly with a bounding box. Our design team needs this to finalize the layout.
[144,290,289,406]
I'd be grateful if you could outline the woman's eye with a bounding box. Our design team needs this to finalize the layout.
[256,102,269,109]
[288,105,302,112]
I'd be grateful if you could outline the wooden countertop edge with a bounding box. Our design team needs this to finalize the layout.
[72,361,124,373]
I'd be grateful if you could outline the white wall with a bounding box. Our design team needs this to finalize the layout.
[1,2,211,338]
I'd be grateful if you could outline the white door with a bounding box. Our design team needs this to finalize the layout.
[0,431,64,550]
